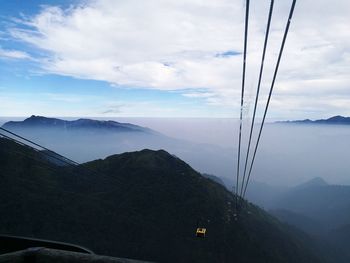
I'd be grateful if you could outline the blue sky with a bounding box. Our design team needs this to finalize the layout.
[0,0,349,118]
[0,0,238,117]
[0,0,237,117]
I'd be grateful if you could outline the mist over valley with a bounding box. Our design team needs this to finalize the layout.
[2,115,350,187]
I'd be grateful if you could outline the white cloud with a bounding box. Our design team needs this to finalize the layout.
[7,0,350,118]
[182,92,214,98]
[0,47,31,59]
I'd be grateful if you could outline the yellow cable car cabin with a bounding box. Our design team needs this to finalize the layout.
[196,228,206,238]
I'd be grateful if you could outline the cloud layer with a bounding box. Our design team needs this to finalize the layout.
[6,0,350,118]
[0,47,30,59]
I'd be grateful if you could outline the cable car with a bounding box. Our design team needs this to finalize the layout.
[196,228,206,238]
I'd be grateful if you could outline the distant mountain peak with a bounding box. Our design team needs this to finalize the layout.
[306,177,328,185]
[327,115,346,121]
[277,115,350,125]
[2,116,154,134]
[26,115,64,123]
[295,177,328,189]
[29,115,44,119]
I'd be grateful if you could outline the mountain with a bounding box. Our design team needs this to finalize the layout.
[0,137,324,263]
[293,177,328,190]
[39,149,77,166]
[271,181,350,229]
[269,209,325,236]
[2,115,154,133]
[201,173,225,186]
[1,116,235,181]
[239,177,350,263]
[328,224,350,260]
[277,115,350,125]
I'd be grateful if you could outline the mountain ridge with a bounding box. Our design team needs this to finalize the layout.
[2,115,154,134]
[277,115,350,125]
[0,116,236,180]
[293,177,328,190]
[0,137,324,263]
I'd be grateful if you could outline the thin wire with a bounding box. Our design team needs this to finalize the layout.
[0,127,79,166]
[0,134,79,187]
[0,132,66,165]
[0,137,121,203]
[0,132,80,173]
[243,0,297,198]
[241,0,274,197]
[236,0,250,202]
[0,132,127,190]
[0,133,162,221]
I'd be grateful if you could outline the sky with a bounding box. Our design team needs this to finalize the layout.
[0,0,349,119]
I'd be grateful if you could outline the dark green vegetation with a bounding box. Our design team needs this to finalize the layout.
[0,138,324,262]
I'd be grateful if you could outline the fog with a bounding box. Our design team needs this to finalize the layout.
[1,117,350,188]
[101,117,350,187]
[254,123,350,186]
[3,116,350,261]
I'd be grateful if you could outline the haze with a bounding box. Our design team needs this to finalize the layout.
[2,116,349,188]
